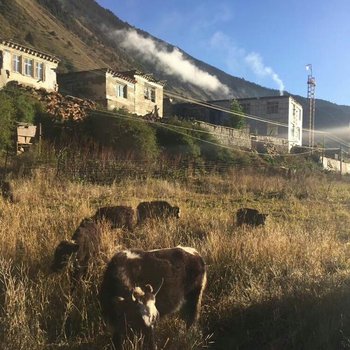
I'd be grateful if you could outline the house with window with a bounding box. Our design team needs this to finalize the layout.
[58,68,165,117]
[0,39,59,92]
[236,96,303,149]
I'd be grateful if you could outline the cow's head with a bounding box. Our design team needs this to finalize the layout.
[51,240,79,272]
[256,213,268,226]
[116,284,159,329]
[173,206,181,218]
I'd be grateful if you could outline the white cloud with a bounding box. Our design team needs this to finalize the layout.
[210,31,285,94]
[114,29,231,95]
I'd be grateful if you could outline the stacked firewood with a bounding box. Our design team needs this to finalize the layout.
[7,82,96,121]
[42,93,96,121]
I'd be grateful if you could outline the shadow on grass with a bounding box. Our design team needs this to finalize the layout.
[209,282,350,350]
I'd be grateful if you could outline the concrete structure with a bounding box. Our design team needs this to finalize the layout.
[213,96,303,150]
[58,69,165,117]
[175,96,303,151]
[0,39,59,92]
[321,156,350,175]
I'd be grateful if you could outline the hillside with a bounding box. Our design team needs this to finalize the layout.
[1,0,350,137]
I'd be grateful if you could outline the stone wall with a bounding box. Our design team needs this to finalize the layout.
[195,121,251,149]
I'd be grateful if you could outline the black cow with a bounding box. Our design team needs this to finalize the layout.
[92,205,135,230]
[236,208,268,227]
[137,201,180,224]
[51,218,102,279]
[99,246,206,350]
[1,181,14,202]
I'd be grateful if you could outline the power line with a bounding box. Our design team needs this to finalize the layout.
[91,108,315,157]
[165,90,350,149]
[54,66,350,149]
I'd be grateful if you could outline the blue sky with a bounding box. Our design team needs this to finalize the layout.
[97,0,350,106]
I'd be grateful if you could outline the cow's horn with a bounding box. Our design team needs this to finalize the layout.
[155,278,164,296]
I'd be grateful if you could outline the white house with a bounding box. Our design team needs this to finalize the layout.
[0,39,60,92]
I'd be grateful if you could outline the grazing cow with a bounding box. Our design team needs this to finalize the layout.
[137,201,180,224]
[100,246,206,350]
[236,208,268,227]
[92,205,134,230]
[51,218,102,279]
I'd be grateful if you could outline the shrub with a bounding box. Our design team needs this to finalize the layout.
[86,109,159,161]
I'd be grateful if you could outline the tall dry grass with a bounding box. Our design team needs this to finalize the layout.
[1,169,350,349]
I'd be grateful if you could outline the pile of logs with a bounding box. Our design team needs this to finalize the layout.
[42,93,96,121]
[7,82,96,121]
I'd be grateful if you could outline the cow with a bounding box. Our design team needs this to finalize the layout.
[136,201,180,224]
[92,205,135,231]
[236,208,268,227]
[51,218,102,279]
[99,246,206,350]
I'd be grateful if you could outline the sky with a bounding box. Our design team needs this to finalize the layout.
[96,0,350,106]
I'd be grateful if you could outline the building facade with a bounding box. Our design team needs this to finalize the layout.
[0,39,59,92]
[207,96,303,150]
[237,96,303,149]
[58,68,165,117]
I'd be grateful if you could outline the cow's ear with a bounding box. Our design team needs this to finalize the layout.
[67,241,79,253]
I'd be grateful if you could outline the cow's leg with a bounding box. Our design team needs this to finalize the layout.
[143,326,157,350]
[112,331,123,350]
[181,287,203,328]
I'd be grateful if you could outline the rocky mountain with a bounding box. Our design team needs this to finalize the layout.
[1,0,349,142]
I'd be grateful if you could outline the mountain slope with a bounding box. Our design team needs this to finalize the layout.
[1,0,350,139]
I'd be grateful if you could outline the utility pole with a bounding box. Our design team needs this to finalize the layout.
[306,64,316,148]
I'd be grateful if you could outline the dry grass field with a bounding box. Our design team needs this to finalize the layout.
[1,168,350,349]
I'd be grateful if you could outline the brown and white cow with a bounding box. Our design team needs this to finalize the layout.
[136,201,180,224]
[51,218,102,279]
[99,246,206,350]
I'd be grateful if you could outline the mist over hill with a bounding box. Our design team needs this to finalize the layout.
[1,0,350,141]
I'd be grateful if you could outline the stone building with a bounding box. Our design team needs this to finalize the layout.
[58,68,165,117]
[0,39,60,92]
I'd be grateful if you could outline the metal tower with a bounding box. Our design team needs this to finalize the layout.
[306,64,316,147]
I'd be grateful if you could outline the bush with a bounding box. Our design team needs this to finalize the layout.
[86,109,159,161]
[0,85,45,152]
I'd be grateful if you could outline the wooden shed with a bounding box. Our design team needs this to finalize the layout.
[16,123,37,154]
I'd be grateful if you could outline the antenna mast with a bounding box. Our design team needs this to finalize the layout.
[306,64,316,147]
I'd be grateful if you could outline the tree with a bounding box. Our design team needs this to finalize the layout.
[223,99,246,129]
[0,93,15,150]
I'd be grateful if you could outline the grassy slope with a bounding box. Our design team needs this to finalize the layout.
[0,0,113,72]
[1,168,350,349]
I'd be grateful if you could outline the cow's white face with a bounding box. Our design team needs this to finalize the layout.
[132,285,159,327]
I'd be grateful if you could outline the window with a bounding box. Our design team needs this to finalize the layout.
[24,58,33,77]
[267,124,278,136]
[267,101,279,114]
[116,84,127,98]
[240,103,250,114]
[36,62,44,81]
[144,85,156,102]
[13,54,21,73]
